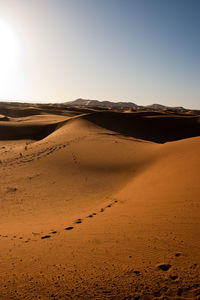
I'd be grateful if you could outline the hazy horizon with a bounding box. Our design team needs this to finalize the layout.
[0,0,199,109]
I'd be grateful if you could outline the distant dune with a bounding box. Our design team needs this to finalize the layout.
[0,101,199,299]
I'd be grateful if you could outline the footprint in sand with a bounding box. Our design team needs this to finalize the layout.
[170,275,179,280]
[156,263,172,271]
[6,187,17,193]
[41,235,51,239]
[32,232,41,236]
[75,219,82,224]
[65,227,74,230]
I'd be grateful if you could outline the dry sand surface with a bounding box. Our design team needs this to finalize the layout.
[0,103,199,299]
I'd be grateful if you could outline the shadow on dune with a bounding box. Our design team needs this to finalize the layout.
[0,107,43,118]
[82,111,200,143]
[0,104,94,118]
[0,120,67,141]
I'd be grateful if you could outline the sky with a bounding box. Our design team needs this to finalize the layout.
[0,0,199,109]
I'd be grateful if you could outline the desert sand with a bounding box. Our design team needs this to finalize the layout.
[0,102,199,299]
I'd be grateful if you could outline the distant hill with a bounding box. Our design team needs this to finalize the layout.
[64,98,187,111]
[64,98,138,109]
[146,103,185,111]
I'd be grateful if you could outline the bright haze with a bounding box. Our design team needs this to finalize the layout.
[0,0,199,108]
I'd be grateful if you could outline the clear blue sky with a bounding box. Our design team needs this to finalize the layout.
[0,0,199,108]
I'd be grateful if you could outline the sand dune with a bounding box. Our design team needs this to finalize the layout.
[83,111,200,143]
[0,104,199,299]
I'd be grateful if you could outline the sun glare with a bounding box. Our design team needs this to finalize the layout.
[0,19,21,80]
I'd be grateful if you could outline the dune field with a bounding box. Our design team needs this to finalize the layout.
[0,102,199,299]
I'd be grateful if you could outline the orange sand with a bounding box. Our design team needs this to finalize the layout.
[0,103,199,299]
